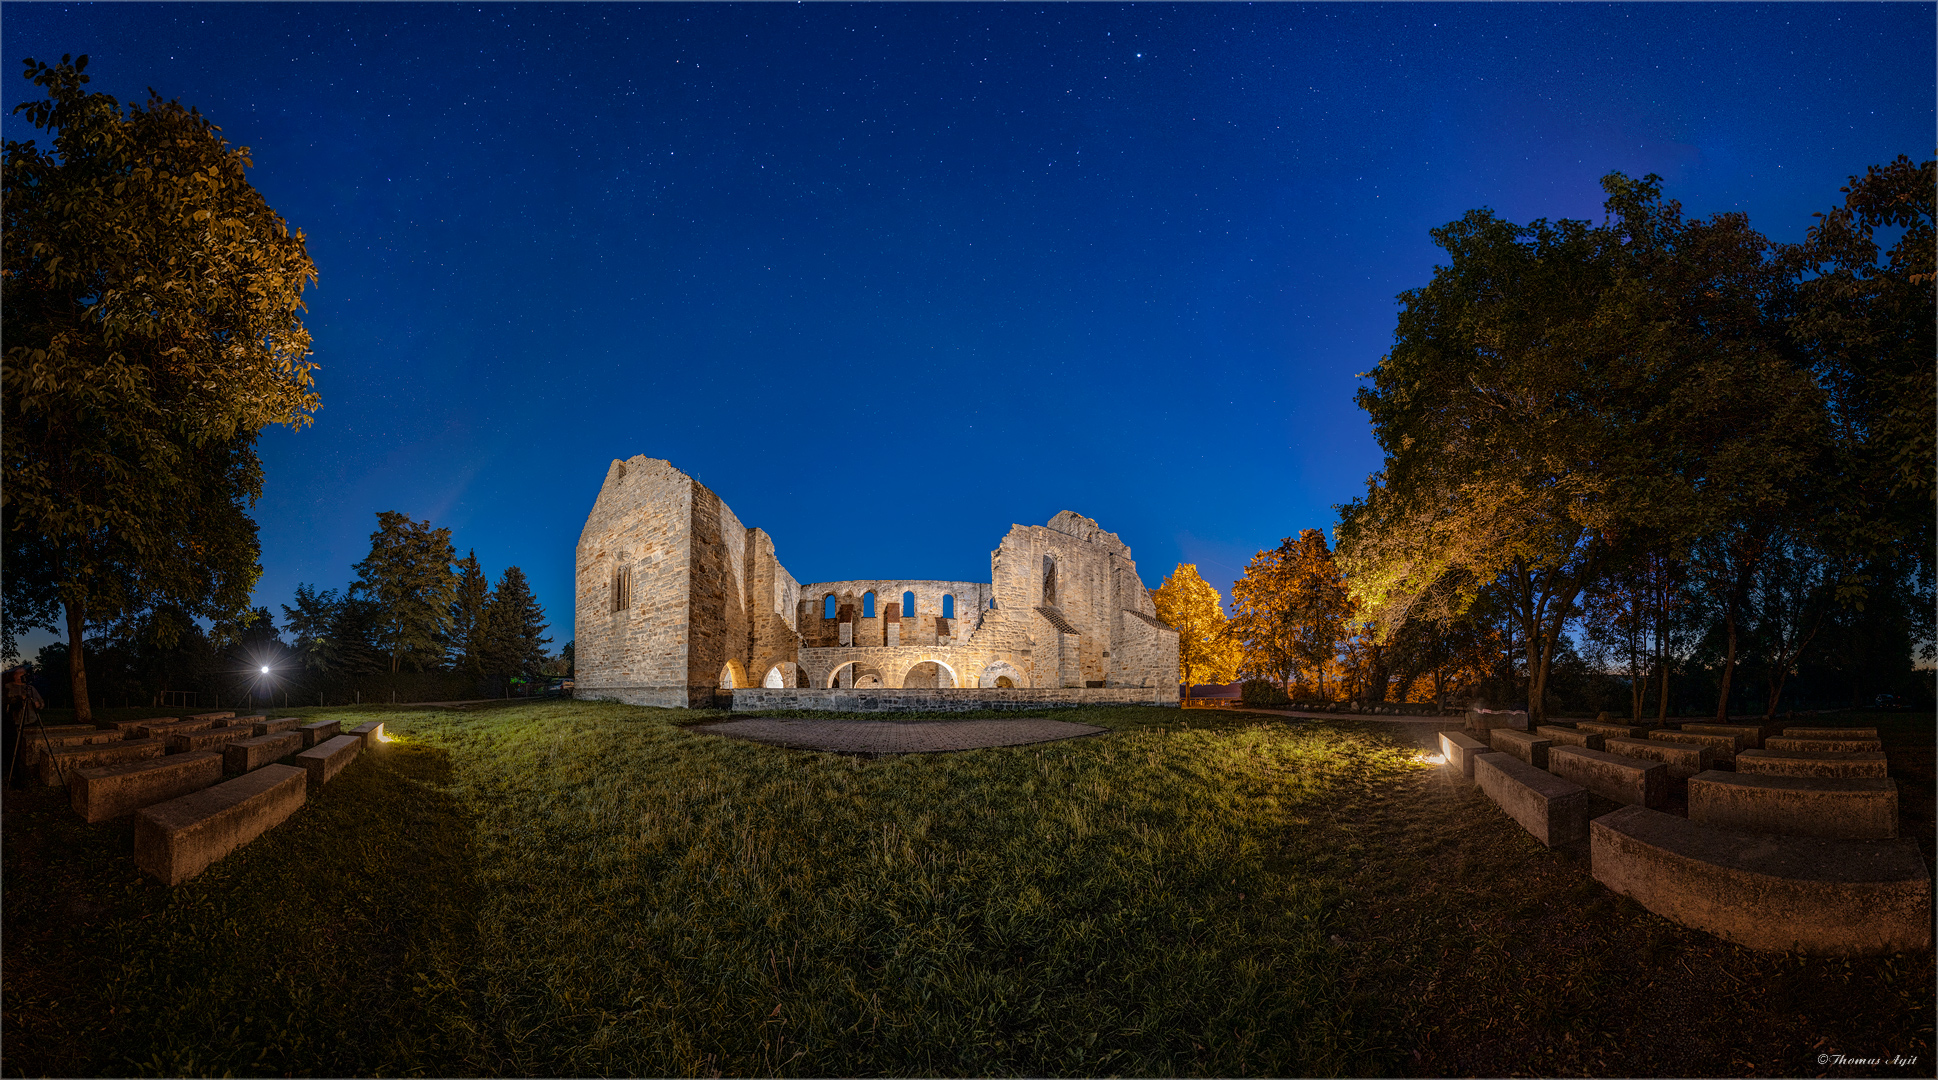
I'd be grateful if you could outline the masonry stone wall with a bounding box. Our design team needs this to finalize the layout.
[575,457,1180,709]
[726,686,1181,713]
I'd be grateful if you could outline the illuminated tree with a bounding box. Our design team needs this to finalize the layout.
[351,512,457,674]
[1231,531,1351,699]
[1153,563,1239,689]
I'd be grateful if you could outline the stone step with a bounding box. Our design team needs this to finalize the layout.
[1548,745,1669,809]
[1438,731,1492,778]
[348,721,385,743]
[69,751,224,824]
[1577,720,1655,739]
[1783,727,1879,740]
[1590,805,1930,956]
[1489,728,1552,769]
[1767,735,1884,753]
[1604,736,1716,781]
[1736,749,1889,781]
[134,764,307,885]
[1648,729,1745,763]
[167,725,255,754]
[251,717,302,736]
[37,738,166,787]
[1474,752,1589,848]
[1679,723,1771,750]
[1688,771,1898,840]
[1536,724,1605,751]
[223,731,304,774]
[292,734,362,793]
[297,719,342,748]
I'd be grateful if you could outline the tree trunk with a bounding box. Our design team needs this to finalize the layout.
[64,597,92,724]
[1714,603,1738,721]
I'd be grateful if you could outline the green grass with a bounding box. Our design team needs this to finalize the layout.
[3,702,1931,1076]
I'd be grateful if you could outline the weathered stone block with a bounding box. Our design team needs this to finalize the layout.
[1735,749,1889,780]
[1548,745,1668,808]
[185,712,236,723]
[292,734,362,792]
[167,724,254,754]
[1649,729,1745,762]
[1680,723,1770,750]
[133,764,306,885]
[135,717,216,741]
[1438,731,1491,778]
[1604,736,1715,781]
[223,731,303,774]
[1474,752,1589,848]
[1782,727,1879,740]
[1590,805,1930,955]
[1766,735,1884,753]
[1489,728,1552,769]
[297,719,341,747]
[1536,724,1606,751]
[21,728,125,767]
[1577,720,1653,739]
[1688,771,1898,840]
[251,717,302,736]
[38,724,100,737]
[348,721,385,743]
[70,751,223,823]
[38,738,166,787]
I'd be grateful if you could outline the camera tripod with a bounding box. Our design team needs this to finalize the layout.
[6,717,66,788]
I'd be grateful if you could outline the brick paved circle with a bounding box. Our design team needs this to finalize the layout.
[688,716,1109,754]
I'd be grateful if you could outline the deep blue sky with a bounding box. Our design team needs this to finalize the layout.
[5,3,1932,657]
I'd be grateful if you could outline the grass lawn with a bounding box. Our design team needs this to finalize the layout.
[4,701,1931,1077]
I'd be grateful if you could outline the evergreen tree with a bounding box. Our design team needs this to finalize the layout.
[449,551,490,674]
[350,511,457,673]
[481,566,550,680]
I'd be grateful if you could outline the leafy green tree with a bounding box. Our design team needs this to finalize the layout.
[449,551,490,675]
[480,566,550,683]
[280,584,343,674]
[3,55,318,719]
[351,512,457,674]
[1153,564,1239,689]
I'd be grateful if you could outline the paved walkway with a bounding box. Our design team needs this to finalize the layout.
[689,716,1109,754]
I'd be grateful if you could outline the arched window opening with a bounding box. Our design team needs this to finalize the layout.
[996,676,1015,688]
[824,594,837,619]
[902,590,915,618]
[863,591,876,619]
[1042,556,1058,606]
[942,594,955,619]
[989,597,998,610]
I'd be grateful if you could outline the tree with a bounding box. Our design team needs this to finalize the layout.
[449,551,490,675]
[1153,564,1239,689]
[351,512,457,674]
[1231,531,1352,699]
[281,584,343,674]
[480,566,550,684]
[3,55,318,720]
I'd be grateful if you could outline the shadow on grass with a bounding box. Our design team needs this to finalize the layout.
[2,737,484,1077]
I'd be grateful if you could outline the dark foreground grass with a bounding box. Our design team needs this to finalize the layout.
[3,703,1931,1077]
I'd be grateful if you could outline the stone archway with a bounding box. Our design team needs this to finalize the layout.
[979,660,1025,688]
[901,660,960,689]
[719,660,749,689]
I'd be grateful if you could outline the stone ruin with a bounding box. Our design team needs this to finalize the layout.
[573,457,1180,710]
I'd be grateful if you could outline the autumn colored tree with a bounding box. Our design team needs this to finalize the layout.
[351,512,457,674]
[1153,564,1239,689]
[2,55,318,719]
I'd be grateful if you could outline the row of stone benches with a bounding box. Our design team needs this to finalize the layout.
[1438,724,1929,955]
[23,712,386,885]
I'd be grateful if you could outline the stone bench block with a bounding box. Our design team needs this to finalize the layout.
[1536,724,1606,751]
[1475,752,1589,848]
[135,717,218,741]
[69,751,223,823]
[185,712,235,723]
[38,738,166,787]
[1590,805,1930,956]
[223,731,303,774]
[1681,723,1770,750]
[1549,745,1668,808]
[167,725,254,754]
[1783,727,1878,740]
[39,723,101,737]
[1649,729,1744,763]
[1489,728,1552,769]
[1466,709,1529,734]
[1605,736,1715,781]
[348,721,385,743]
[100,717,161,735]
[1438,731,1492,778]
[1689,771,1898,840]
[297,719,342,747]
[134,764,306,885]
[1577,720,1654,739]
[1767,735,1883,753]
[22,728,126,767]
[251,717,302,736]
[292,734,362,792]
[1736,749,1889,780]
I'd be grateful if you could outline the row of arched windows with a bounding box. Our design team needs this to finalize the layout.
[820,590,957,620]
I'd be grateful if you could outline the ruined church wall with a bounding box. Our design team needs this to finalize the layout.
[574,457,697,700]
[796,579,991,649]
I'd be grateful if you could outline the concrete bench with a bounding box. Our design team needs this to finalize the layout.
[1475,752,1589,848]
[1578,720,1654,739]
[1688,771,1898,840]
[1737,749,1888,781]
[1605,736,1715,781]
[1648,729,1745,763]
[21,728,126,767]
[134,717,218,741]
[100,717,161,736]
[297,719,342,747]
[1783,727,1878,740]
[69,751,223,823]
[348,721,385,743]
[223,731,303,774]
[38,723,101,737]
[37,738,166,787]
[1549,745,1669,809]
[292,734,362,792]
[133,764,306,885]
[1681,723,1770,750]
[184,711,235,723]
[167,724,255,754]
[251,717,302,736]
[1536,724,1606,751]
[1438,731,1492,778]
[1767,735,1883,753]
[1489,728,1551,769]
[1590,805,1930,956]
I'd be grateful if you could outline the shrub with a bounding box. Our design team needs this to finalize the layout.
[1240,679,1291,707]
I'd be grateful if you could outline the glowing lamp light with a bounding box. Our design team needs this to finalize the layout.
[260,665,271,674]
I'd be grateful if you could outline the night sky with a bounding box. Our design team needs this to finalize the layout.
[4,3,1931,659]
